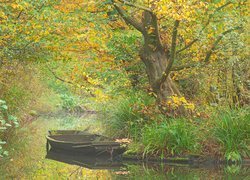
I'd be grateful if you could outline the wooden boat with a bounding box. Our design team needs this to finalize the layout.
[46,130,126,156]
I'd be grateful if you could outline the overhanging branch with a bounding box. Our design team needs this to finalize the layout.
[113,2,144,32]
[202,1,232,32]
[46,65,74,85]
[46,65,96,97]
[117,0,152,12]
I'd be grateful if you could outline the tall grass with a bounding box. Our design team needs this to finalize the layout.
[105,91,154,138]
[142,119,200,157]
[213,108,250,161]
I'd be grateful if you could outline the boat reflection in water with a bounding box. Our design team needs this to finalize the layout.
[45,150,250,179]
[46,150,125,170]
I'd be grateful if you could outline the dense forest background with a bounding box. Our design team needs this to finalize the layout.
[0,0,249,164]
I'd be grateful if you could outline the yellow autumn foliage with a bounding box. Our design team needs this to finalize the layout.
[167,95,195,111]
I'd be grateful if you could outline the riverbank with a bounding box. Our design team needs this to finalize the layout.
[102,92,250,164]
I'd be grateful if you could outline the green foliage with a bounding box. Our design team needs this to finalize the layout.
[46,79,69,95]
[142,119,200,157]
[105,91,154,138]
[4,85,29,113]
[224,164,241,175]
[107,30,140,63]
[213,108,250,162]
[0,100,18,157]
[60,94,81,113]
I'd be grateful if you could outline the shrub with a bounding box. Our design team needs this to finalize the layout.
[213,108,250,162]
[60,94,81,112]
[142,119,200,157]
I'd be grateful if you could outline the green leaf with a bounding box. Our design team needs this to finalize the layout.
[5,123,12,127]
[8,115,17,122]
[0,141,6,145]
[3,151,8,156]
[0,127,7,130]
[1,105,8,110]
[0,100,6,104]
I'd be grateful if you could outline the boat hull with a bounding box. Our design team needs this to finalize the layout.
[46,131,126,156]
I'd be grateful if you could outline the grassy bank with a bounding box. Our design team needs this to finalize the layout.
[103,92,249,162]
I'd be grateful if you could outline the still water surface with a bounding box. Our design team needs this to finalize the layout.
[45,150,250,179]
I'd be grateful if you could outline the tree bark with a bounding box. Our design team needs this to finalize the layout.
[139,12,181,102]
[140,47,181,102]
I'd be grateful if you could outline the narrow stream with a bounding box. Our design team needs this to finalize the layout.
[0,111,249,179]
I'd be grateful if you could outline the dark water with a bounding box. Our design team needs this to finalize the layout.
[45,151,250,180]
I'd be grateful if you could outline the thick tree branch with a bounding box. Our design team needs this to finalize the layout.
[156,20,179,87]
[151,12,163,49]
[113,3,144,32]
[117,0,152,12]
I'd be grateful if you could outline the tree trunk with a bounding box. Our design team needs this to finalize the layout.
[113,5,181,103]
[140,48,181,102]
[139,12,181,102]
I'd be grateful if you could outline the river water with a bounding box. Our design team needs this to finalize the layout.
[0,112,249,179]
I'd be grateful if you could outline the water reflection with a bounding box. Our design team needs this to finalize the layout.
[46,151,250,179]
[46,150,124,170]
